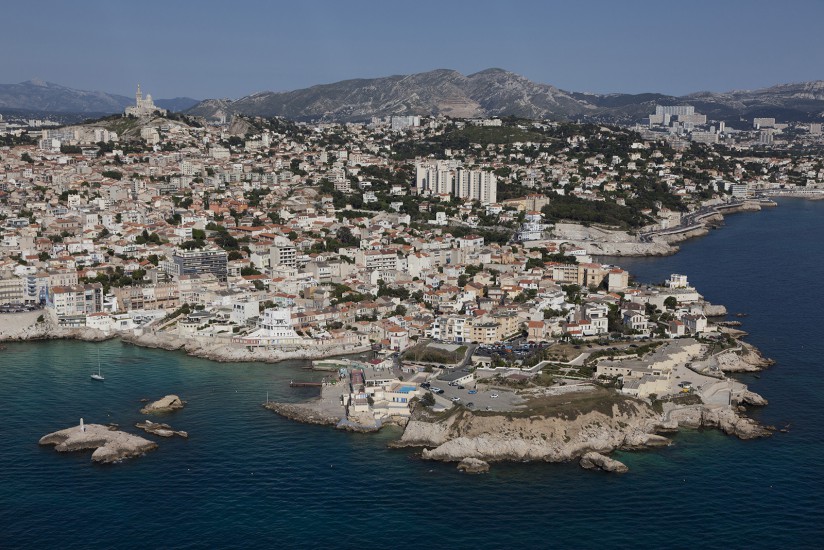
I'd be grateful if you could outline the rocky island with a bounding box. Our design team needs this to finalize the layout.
[140,395,186,415]
[39,419,157,463]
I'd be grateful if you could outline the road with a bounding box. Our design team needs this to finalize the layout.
[638,200,743,242]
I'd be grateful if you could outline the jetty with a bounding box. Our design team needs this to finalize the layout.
[290,380,323,387]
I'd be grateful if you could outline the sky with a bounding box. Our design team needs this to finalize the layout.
[3,0,823,100]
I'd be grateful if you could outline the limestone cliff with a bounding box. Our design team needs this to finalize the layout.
[399,395,667,463]
[396,394,769,464]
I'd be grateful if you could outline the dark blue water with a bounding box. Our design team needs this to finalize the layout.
[2,199,824,548]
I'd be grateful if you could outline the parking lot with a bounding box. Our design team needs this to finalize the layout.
[427,379,525,412]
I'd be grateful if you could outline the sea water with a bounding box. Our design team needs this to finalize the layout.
[1,199,823,548]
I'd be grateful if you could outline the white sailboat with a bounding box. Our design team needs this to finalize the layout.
[91,349,104,381]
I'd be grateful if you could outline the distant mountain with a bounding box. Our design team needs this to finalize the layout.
[0,79,198,114]
[5,72,824,124]
[185,68,595,121]
[185,69,824,124]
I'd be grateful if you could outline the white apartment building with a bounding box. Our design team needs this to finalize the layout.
[455,168,497,205]
[270,244,297,268]
[416,160,497,205]
[355,249,400,270]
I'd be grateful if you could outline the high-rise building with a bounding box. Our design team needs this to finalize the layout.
[655,105,695,117]
[416,160,457,195]
[455,169,497,205]
[415,161,496,204]
[172,248,228,282]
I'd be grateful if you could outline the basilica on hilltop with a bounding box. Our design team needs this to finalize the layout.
[124,84,166,117]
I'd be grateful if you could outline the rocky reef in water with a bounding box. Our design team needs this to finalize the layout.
[39,421,157,463]
[135,420,188,438]
[140,395,185,415]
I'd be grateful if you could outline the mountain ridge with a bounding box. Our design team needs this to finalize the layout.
[183,69,824,124]
[2,71,823,124]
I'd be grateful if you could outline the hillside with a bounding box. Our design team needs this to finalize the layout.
[185,68,595,122]
[186,69,824,124]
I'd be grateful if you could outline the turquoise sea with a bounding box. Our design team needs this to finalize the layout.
[1,199,823,548]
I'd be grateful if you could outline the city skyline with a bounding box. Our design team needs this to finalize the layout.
[2,0,823,100]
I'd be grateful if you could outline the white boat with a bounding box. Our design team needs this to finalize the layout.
[91,350,104,381]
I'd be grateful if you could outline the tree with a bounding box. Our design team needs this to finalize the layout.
[664,296,678,310]
[420,393,436,407]
[102,170,123,180]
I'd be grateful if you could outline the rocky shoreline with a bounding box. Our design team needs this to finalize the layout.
[263,401,341,427]
[389,397,770,470]
[121,330,372,364]
[0,311,371,365]
[262,381,772,473]
[262,400,401,433]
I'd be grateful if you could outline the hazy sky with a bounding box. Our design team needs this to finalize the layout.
[3,0,823,99]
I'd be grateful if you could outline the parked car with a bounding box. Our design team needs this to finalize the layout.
[450,397,461,403]
[468,390,477,395]
[430,387,444,394]
[490,393,499,398]
[457,385,465,390]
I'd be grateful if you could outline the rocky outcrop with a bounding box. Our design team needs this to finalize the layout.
[621,433,671,450]
[135,420,188,438]
[336,415,382,433]
[398,391,770,466]
[665,404,771,440]
[712,343,774,373]
[405,398,670,464]
[140,395,185,414]
[39,422,157,463]
[457,457,490,474]
[702,303,728,317]
[740,390,768,407]
[263,402,340,427]
[579,452,628,473]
